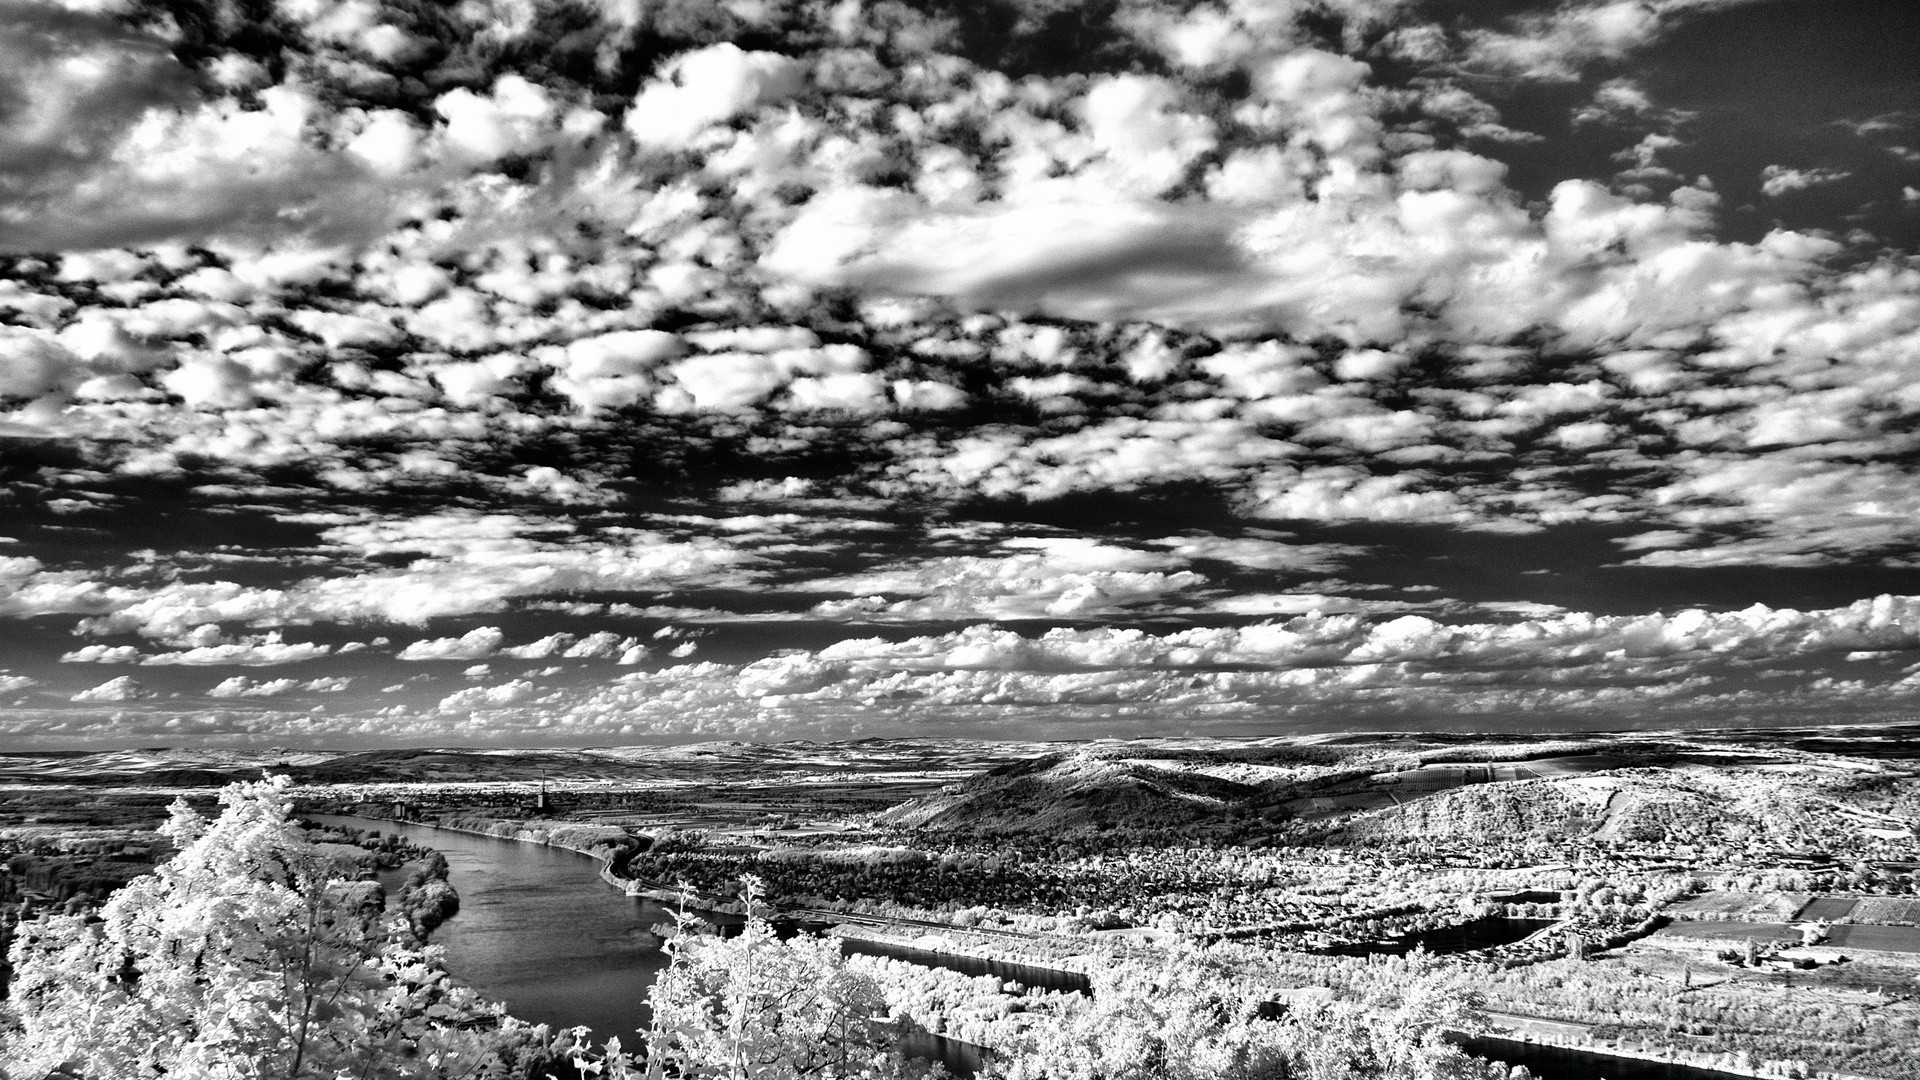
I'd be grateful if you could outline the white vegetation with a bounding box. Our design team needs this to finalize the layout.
[988,961,1506,1080]
[571,888,1508,1080]
[0,778,546,1080]
[2,781,1506,1080]
[576,890,935,1080]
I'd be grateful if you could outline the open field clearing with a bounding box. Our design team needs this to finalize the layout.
[1847,897,1920,924]
[1823,925,1920,954]
[1666,892,1816,919]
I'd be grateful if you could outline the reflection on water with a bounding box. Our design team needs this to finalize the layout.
[896,1030,990,1074]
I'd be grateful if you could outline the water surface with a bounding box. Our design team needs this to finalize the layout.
[1310,917,1556,957]
[1461,1037,1757,1080]
[310,814,717,1043]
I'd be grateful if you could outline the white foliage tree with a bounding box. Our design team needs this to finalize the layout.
[986,954,1506,1080]
[0,777,548,1080]
[566,882,935,1080]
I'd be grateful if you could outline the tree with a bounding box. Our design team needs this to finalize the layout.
[1,777,549,1080]
[566,882,937,1080]
[986,954,1507,1080]
[987,954,1290,1080]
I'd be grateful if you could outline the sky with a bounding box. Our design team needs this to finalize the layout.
[2,0,1919,749]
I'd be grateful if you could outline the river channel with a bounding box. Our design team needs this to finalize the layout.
[309,814,725,1042]
[315,816,1752,1080]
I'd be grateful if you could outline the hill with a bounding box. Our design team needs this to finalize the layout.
[869,729,1920,849]
[874,748,1283,834]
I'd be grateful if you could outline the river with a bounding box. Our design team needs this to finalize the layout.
[309,814,732,1044]
[313,816,1754,1080]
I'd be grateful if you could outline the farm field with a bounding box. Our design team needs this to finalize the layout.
[1647,921,1803,944]
[1824,924,1920,954]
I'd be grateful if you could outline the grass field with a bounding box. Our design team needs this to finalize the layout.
[1650,920,1802,944]
[1796,896,1860,920]
[1824,924,1920,953]
[1830,897,1920,925]
[1667,891,1809,920]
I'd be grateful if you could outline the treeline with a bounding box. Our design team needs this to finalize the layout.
[301,820,462,938]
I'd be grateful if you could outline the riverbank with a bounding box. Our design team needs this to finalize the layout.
[346,810,632,860]
[306,813,678,1050]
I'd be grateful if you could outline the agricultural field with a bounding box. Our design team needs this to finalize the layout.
[1666,891,1812,921]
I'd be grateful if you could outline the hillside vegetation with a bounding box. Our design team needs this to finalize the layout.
[876,732,1920,857]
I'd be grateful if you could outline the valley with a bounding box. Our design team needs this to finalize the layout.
[4,725,1918,1077]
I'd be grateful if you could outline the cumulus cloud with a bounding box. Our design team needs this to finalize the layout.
[329,594,1920,739]
[806,538,1208,621]
[436,678,538,712]
[205,673,345,697]
[140,634,333,666]
[1461,1,1666,82]
[61,644,143,664]
[71,675,152,702]
[46,513,765,640]
[398,626,509,661]
[626,44,806,151]
[433,75,563,165]
[1759,165,1852,198]
[1,0,1917,745]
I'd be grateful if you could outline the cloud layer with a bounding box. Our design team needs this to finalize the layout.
[2,0,1917,745]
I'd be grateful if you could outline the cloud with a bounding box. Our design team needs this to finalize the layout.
[1080,74,1217,195]
[0,0,1917,746]
[764,192,1264,333]
[398,626,508,661]
[139,634,333,666]
[1245,466,1482,526]
[1461,1,1665,82]
[51,513,764,639]
[435,678,538,712]
[433,75,563,166]
[808,595,1920,673]
[349,593,1920,738]
[625,44,806,151]
[1573,78,1658,126]
[546,330,685,411]
[61,644,143,664]
[805,538,1208,621]
[208,676,302,698]
[71,675,152,702]
[1759,165,1852,198]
